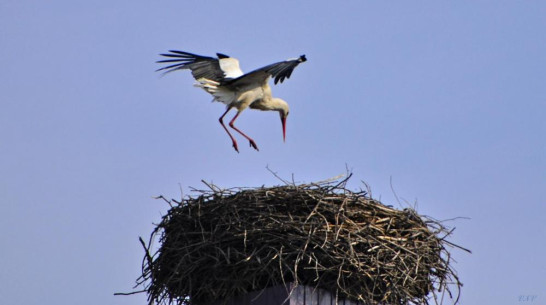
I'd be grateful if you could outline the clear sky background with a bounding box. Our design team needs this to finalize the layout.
[1,1,545,304]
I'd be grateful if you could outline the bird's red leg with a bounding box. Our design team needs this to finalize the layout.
[219,108,239,152]
[229,112,259,151]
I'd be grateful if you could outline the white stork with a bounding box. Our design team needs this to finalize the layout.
[157,50,307,152]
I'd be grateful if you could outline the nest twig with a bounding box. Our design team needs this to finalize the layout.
[136,175,469,305]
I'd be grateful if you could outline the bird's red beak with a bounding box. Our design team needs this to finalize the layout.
[281,116,287,142]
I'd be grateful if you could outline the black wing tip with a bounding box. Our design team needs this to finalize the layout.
[217,53,230,59]
[274,75,288,84]
[158,51,193,59]
[168,50,191,55]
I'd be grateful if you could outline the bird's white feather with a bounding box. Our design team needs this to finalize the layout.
[219,58,244,79]
[194,78,236,105]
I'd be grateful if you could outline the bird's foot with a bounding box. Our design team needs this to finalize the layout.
[249,140,259,151]
[232,141,240,153]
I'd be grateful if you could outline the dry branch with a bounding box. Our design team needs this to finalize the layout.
[136,176,468,305]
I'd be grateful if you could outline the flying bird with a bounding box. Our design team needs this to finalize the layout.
[157,50,306,152]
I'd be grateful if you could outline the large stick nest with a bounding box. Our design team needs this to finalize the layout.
[137,175,468,305]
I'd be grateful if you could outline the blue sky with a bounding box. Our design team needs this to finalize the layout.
[1,1,545,304]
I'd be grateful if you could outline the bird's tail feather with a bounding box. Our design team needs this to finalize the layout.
[194,78,234,105]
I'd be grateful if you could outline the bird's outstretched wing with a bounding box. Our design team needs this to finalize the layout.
[226,55,307,88]
[156,50,244,82]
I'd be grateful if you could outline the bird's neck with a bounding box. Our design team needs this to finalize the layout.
[250,97,289,113]
[270,98,289,112]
